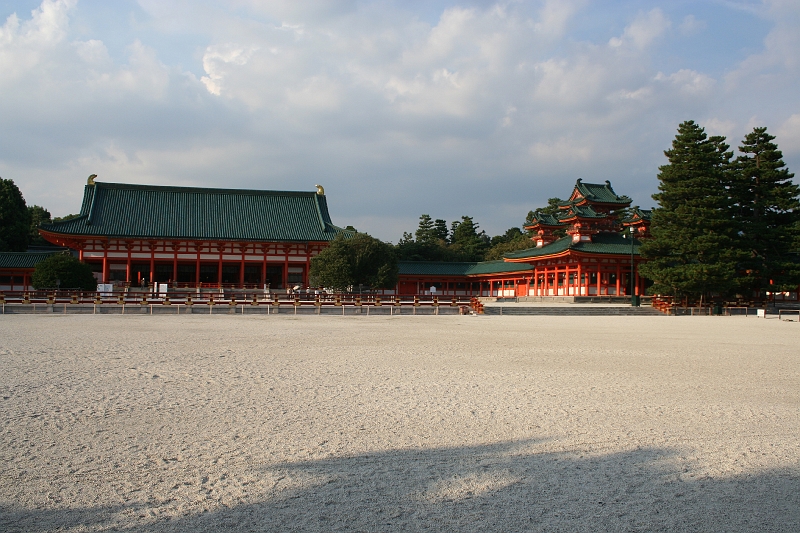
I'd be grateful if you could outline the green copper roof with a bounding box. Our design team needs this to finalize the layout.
[504,233,641,259]
[398,260,533,276]
[623,207,652,223]
[561,179,632,206]
[525,213,565,227]
[558,204,605,220]
[0,252,57,269]
[41,182,350,242]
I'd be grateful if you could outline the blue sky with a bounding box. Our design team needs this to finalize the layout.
[1,0,798,241]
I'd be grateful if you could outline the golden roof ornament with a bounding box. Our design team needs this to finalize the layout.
[315,184,325,195]
[87,174,97,185]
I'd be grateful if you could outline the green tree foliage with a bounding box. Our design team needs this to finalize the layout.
[52,213,81,223]
[310,233,398,291]
[534,197,564,217]
[484,227,533,260]
[0,178,31,252]
[397,214,457,261]
[32,253,97,291]
[729,127,800,295]
[449,216,490,261]
[639,120,740,303]
[28,205,52,246]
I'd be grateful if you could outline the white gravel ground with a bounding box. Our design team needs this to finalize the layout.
[1,314,798,532]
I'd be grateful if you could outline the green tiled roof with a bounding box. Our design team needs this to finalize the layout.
[561,179,631,206]
[0,252,58,269]
[525,213,565,227]
[623,207,652,223]
[504,233,641,259]
[398,260,532,276]
[464,260,533,276]
[558,204,605,220]
[41,182,350,242]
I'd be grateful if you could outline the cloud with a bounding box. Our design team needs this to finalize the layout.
[608,9,670,50]
[776,113,800,155]
[1,0,799,241]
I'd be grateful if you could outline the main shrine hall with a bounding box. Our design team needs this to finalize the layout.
[37,178,350,289]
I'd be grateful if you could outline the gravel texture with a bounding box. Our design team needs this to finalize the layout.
[1,314,798,532]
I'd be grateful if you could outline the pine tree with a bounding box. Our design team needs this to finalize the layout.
[450,216,489,261]
[0,178,31,252]
[729,127,800,296]
[414,214,436,244]
[639,121,739,304]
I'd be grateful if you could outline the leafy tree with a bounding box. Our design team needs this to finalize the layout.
[450,216,490,261]
[485,233,534,260]
[525,197,567,238]
[310,233,398,291]
[397,214,457,261]
[32,253,97,291]
[0,178,31,252]
[534,197,564,217]
[415,214,437,244]
[729,127,800,296]
[490,227,523,247]
[639,120,740,304]
[28,205,52,246]
[433,219,449,242]
[52,213,80,223]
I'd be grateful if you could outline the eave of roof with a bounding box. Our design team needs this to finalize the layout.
[40,181,350,242]
[0,252,59,269]
[504,233,640,260]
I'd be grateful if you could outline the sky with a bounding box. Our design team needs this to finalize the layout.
[1,0,799,242]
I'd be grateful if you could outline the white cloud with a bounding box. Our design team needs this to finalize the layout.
[609,9,670,50]
[679,14,706,34]
[1,0,799,240]
[655,69,715,96]
[776,113,800,155]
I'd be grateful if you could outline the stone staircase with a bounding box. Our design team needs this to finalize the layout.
[483,306,664,316]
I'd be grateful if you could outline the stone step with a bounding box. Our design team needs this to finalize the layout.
[483,306,664,316]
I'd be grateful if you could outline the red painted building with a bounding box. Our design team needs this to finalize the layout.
[39,179,350,289]
[396,180,649,299]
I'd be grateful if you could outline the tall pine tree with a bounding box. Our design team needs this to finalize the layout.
[729,127,800,296]
[639,121,739,304]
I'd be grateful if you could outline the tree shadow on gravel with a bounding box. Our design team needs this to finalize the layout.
[3,439,798,532]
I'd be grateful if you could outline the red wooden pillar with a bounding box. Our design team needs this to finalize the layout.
[615,263,621,295]
[239,245,245,288]
[283,253,289,289]
[102,245,108,283]
[577,263,582,296]
[149,246,155,284]
[217,246,223,286]
[195,245,201,286]
[172,247,178,284]
[596,267,601,295]
[126,245,131,283]
[635,260,640,296]
[262,249,267,288]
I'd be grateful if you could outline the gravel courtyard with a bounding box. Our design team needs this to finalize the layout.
[1,314,798,532]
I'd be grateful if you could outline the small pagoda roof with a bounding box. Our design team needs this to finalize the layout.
[524,212,566,229]
[40,181,351,243]
[504,233,640,260]
[557,204,606,221]
[622,206,652,223]
[561,179,632,206]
